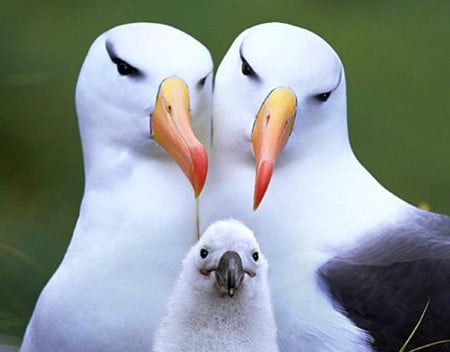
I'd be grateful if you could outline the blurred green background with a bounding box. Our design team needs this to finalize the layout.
[1,0,449,343]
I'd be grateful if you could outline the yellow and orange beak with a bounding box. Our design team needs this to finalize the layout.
[251,88,297,210]
[151,77,208,198]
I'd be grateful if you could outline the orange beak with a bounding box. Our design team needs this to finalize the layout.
[151,77,208,197]
[251,88,297,210]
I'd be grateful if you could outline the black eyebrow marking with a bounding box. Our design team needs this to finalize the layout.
[333,70,343,91]
[105,40,117,61]
[238,45,245,63]
[105,39,142,77]
[197,71,212,89]
[239,43,261,82]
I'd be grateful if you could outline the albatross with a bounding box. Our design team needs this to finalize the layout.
[20,23,212,352]
[153,219,279,352]
[200,22,450,352]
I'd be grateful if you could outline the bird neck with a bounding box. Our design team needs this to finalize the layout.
[68,139,196,246]
[259,149,410,253]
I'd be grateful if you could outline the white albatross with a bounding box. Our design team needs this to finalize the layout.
[200,22,450,352]
[153,219,279,352]
[20,23,212,352]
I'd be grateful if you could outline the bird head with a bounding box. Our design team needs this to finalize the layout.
[213,22,348,208]
[75,23,212,197]
[188,219,267,298]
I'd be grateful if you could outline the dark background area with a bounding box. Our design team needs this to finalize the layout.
[1,0,449,342]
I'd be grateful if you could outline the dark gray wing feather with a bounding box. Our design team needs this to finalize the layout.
[319,209,450,352]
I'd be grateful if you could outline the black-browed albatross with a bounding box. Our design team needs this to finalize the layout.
[20,23,212,352]
[200,22,449,352]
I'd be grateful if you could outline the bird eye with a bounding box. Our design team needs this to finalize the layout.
[315,92,331,102]
[241,58,256,77]
[197,75,208,89]
[200,248,209,259]
[113,58,138,76]
[252,252,259,262]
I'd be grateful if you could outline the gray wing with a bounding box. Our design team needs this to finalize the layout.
[319,209,450,352]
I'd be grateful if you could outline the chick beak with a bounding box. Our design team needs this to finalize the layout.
[251,87,297,210]
[215,251,245,297]
[151,77,208,197]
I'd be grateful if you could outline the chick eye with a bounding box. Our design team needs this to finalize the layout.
[315,91,331,102]
[112,58,138,76]
[241,58,256,77]
[252,252,259,262]
[200,248,209,259]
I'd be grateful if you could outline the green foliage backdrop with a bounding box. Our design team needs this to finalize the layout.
[0,0,449,340]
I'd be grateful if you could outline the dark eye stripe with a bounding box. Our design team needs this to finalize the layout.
[239,46,260,81]
[241,58,256,76]
[112,57,139,76]
[197,74,208,89]
[105,41,140,77]
[315,92,331,102]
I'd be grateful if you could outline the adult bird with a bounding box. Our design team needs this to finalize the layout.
[20,23,212,352]
[153,219,278,352]
[200,22,450,352]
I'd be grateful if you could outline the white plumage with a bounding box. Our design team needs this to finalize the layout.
[153,219,279,352]
[20,23,212,352]
[200,22,450,352]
